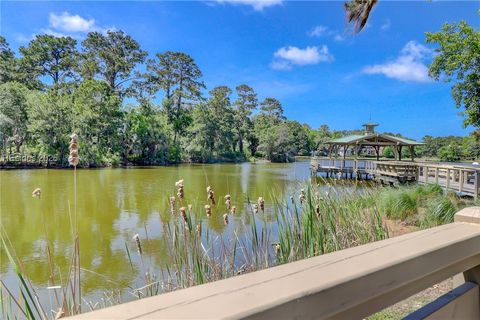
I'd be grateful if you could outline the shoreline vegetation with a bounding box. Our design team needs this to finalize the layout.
[1,27,479,169]
[1,176,478,319]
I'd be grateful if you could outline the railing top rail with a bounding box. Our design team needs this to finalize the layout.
[72,208,480,320]
[416,162,480,171]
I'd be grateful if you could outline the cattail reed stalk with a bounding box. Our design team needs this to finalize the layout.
[257,197,264,212]
[273,243,281,256]
[206,186,216,205]
[204,204,212,216]
[169,196,176,215]
[132,234,142,256]
[179,207,187,223]
[299,189,306,204]
[176,179,184,200]
[315,204,321,217]
[223,214,229,225]
[69,133,81,311]
[68,134,79,167]
[230,206,236,214]
[290,195,294,204]
[253,204,258,214]
[32,188,41,198]
[196,224,202,236]
[224,194,231,210]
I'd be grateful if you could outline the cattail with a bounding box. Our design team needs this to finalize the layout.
[175,179,184,188]
[253,204,258,214]
[132,234,142,255]
[32,188,41,198]
[224,194,231,210]
[230,206,236,214]
[188,204,193,211]
[315,204,321,217]
[205,204,212,216]
[223,213,229,225]
[68,133,79,167]
[196,224,202,236]
[179,207,187,221]
[179,207,189,230]
[207,186,216,204]
[258,197,265,212]
[272,243,281,256]
[290,195,294,204]
[176,179,184,199]
[169,196,176,215]
[299,189,306,204]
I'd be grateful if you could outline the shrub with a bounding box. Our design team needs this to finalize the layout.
[377,188,418,220]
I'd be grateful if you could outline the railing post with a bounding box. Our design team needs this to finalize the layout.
[454,207,480,295]
[475,170,480,200]
[435,168,439,184]
[460,170,464,193]
[447,169,451,191]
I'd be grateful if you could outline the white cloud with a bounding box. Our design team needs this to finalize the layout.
[49,12,96,33]
[381,19,391,31]
[271,45,333,70]
[308,25,346,42]
[270,60,292,71]
[362,41,433,83]
[308,25,329,37]
[333,34,345,42]
[42,12,113,37]
[214,0,282,11]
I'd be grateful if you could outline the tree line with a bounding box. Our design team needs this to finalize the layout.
[1,19,478,167]
[0,32,322,166]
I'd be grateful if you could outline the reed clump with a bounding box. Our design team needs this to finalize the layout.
[11,179,470,319]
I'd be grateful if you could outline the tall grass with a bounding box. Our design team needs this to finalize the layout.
[3,178,473,319]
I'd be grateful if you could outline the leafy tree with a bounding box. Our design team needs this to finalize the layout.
[1,37,41,89]
[345,0,377,33]
[0,82,31,153]
[123,101,169,164]
[19,34,78,86]
[438,144,463,162]
[259,97,285,125]
[27,90,73,164]
[426,21,480,129]
[72,80,123,166]
[144,51,204,144]
[187,86,235,161]
[383,146,395,158]
[82,30,147,96]
[233,84,257,153]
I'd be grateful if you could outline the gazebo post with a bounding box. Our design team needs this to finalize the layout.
[374,146,380,161]
[399,146,403,161]
[410,146,415,162]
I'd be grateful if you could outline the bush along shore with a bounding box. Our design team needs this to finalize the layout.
[2,174,478,319]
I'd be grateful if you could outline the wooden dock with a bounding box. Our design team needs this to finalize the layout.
[311,158,480,199]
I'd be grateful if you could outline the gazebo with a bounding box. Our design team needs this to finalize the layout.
[325,123,423,161]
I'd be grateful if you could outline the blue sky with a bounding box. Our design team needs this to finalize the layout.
[1,1,479,139]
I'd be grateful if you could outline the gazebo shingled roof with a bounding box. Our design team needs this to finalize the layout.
[325,123,423,161]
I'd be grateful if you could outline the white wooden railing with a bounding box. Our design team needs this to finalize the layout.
[71,207,480,319]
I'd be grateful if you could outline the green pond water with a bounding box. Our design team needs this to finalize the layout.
[1,161,316,304]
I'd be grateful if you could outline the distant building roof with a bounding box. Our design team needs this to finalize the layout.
[326,133,423,146]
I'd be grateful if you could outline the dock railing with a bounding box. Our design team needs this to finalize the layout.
[417,162,480,198]
[311,157,480,198]
[72,207,480,320]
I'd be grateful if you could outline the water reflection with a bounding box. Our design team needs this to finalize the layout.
[0,161,311,302]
